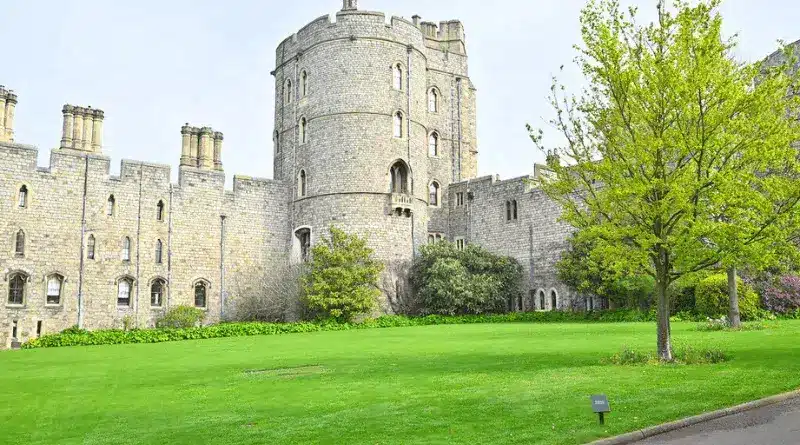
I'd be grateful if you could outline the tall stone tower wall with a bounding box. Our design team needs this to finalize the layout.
[272,4,477,278]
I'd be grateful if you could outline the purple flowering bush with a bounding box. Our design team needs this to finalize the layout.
[762,275,800,315]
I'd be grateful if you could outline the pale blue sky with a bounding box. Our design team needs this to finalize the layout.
[2,1,798,184]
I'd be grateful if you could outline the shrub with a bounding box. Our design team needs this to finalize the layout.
[762,275,800,315]
[24,309,661,349]
[410,241,524,315]
[695,274,760,320]
[226,263,304,322]
[606,344,729,365]
[156,306,206,329]
[303,227,384,322]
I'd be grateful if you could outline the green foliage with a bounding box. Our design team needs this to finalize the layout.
[156,305,206,329]
[695,317,769,332]
[529,0,800,358]
[410,241,524,315]
[25,309,664,349]
[695,274,761,320]
[302,227,384,322]
[606,344,729,365]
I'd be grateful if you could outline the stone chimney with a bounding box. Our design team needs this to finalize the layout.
[342,0,357,11]
[61,105,105,152]
[181,123,224,170]
[0,86,18,143]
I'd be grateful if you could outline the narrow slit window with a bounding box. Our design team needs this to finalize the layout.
[428,89,438,112]
[107,195,115,216]
[429,182,439,206]
[301,71,308,97]
[393,112,403,138]
[429,133,438,157]
[122,237,131,261]
[393,64,403,90]
[15,230,25,257]
[87,235,96,260]
[156,201,165,221]
[298,170,307,197]
[155,240,163,264]
[18,185,28,208]
[286,79,293,104]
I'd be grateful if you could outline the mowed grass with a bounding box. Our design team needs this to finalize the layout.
[2,321,799,445]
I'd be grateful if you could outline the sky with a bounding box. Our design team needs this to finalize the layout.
[2,0,799,186]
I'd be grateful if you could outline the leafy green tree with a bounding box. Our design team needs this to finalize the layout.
[530,0,800,359]
[302,227,384,322]
[411,242,524,315]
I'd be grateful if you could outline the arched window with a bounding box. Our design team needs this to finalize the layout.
[428,234,435,244]
[122,237,131,261]
[151,279,165,307]
[298,170,307,197]
[428,132,439,157]
[301,71,308,97]
[285,79,293,104]
[87,235,96,260]
[18,185,28,208]
[46,274,64,305]
[15,230,25,257]
[392,64,403,90]
[550,290,558,311]
[539,290,545,310]
[194,281,207,308]
[390,161,409,194]
[428,89,438,112]
[117,278,132,307]
[429,181,440,206]
[295,228,311,263]
[274,130,280,154]
[299,117,307,144]
[393,112,403,138]
[107,195,115,216]
[156,200,165,221]
[506,201,512,221]
[8,273,26,305]
[155,240,163,264]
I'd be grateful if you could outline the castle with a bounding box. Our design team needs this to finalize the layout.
[0,0,580,348]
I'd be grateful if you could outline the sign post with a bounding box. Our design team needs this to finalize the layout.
[590,395,611,425]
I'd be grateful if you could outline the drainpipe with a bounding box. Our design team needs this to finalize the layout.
[77,155,89,328]
[406,45,416,257]
[166,184,174,309]
[219,215,227,319]
[134,164,143,326]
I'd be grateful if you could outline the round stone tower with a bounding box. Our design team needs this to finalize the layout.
[272,1,478,300]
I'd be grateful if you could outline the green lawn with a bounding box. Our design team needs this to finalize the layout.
[2,321,799,445]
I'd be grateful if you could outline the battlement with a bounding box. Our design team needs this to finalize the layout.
[180,124,224,171]
[0,85,18,143]
[60,104,105,153]
[275,2,466,66]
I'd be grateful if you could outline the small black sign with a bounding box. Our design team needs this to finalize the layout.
[590,394,610,413]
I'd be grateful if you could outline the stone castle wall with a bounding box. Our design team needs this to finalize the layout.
[0,1,583,348]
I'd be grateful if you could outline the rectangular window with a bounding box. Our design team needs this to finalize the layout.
[36,320,43,337]
[456,192,464,207]
[455,238,465,250]
[11,320,18,339]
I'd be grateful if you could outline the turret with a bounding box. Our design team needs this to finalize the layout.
[60,104,104,153]
[0,85,18,143]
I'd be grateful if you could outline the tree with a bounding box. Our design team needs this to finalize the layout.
[530,0,800,359]
[302,226,384,322]
[410,241,524,315]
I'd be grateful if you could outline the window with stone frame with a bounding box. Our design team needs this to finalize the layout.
[299,118,308,144]
[194,281,207,308]
[107,195,115,216]
[393,112,403,138]
[455,237,465,250]
[538,290,546,310]
[274,130,280,154]
[156,200,165,221]
[392,64,403,90]
[550,290,558,311]
[155,239,163,264]
[87,235,96,260]
[122,237,131,261]
[428,234,435,244]
[428,132,439,157]
[389,161,409,194]
[14,229,25,257]
[285,79,293,104]
[428,88,438,112]
[298,169,307,197]
[429,181,440,206]
[18,185,28,208]
[456,192,464,206]
[117,278,132,307]
[151,279,165,307]
[301,70,308,97]
[46,274,63,305]
[7,273,26,305]
[295,228,311,263]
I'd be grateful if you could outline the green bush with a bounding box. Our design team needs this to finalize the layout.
[24,309,664,349]
[411,241,524,315]
[156,306,206,329]
[695,274,760,320]
[303,227,384,322]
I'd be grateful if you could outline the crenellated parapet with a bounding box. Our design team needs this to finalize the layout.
[0,85,18,143]
[180,123,224,171]
[60,104,105,153]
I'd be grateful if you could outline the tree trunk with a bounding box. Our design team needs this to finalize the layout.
[655,273,673,361]
[727,265,741,328]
